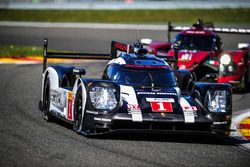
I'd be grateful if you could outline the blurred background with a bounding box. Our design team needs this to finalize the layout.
[1,0,250,9]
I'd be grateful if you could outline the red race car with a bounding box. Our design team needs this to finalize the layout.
[141,20,250,90]
[218,43,250,90]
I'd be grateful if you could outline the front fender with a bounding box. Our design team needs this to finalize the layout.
[191,82,232,113]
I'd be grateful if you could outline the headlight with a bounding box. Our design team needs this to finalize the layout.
[220,54,231,65]
[228,65,234,72]
[206,90,227,113]
[89,86,118,110]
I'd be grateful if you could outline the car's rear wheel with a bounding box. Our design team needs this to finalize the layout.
[43,76,54,122]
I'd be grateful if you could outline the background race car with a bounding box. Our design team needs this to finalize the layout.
[141,20,250,90]
[39,39,232,137]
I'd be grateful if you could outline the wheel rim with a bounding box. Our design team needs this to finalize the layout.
[74,92,82,131]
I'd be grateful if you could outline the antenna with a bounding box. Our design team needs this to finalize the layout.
[136,24,140,43]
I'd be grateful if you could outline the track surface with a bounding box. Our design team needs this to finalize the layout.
[0,24,250,166]
[1,23,250,53]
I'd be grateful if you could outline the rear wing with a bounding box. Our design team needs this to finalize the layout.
[167,21,250,42]
[43,39,132,72]
[43,39,179,72]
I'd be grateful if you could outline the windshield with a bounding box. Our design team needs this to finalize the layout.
[176,34,215,51]
[112,69,176,88]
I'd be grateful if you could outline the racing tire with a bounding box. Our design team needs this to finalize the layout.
[73,87,83,133]
[73,86,95,137]
[73,86,90,135]
[43,76,54,122]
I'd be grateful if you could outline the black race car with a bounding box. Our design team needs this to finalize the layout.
[39,39,232,136]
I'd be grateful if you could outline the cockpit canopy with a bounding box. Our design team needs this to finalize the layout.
[175,34,215,51]
[104,64,177,88]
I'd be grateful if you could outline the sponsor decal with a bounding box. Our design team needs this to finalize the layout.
[50,89,66,111]
[213,121,228,125]
[137,92,177,96]
[127,104,141,111]
[114,42,128,52]
[182,106,198,117]
[120,85,142,122]
[94,117,112,122]
[67,91,73,121]
[186,30,206,34]
[86,110,99,115]
[127,104,142,122]
[146,98,174,102]
[182,106,197,111]
[146,98,174,112]
[180,53,192,62]
[180,98,195,123]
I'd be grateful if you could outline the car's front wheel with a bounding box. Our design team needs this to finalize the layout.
[73,87,83,133]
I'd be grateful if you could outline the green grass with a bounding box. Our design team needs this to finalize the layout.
[0,45,52,58]
[0,8,250,23]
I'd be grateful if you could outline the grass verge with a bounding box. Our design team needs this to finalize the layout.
[0,8,250,23]
[0,45,47,58]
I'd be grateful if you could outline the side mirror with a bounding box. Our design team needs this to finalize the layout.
[73,68,86,77]
[206,73,218,81]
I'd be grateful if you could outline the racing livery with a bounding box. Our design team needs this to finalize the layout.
[142,20,250,90]
[39,39,232,136]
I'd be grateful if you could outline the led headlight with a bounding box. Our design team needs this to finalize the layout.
[206,90,227,113]
[219,64,225,72]
[220,54,231,65]
[89,86,118,110]
[228,65,234,72]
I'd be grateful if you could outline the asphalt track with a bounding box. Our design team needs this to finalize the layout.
[1,22,250,52]
[0,23,250,166]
